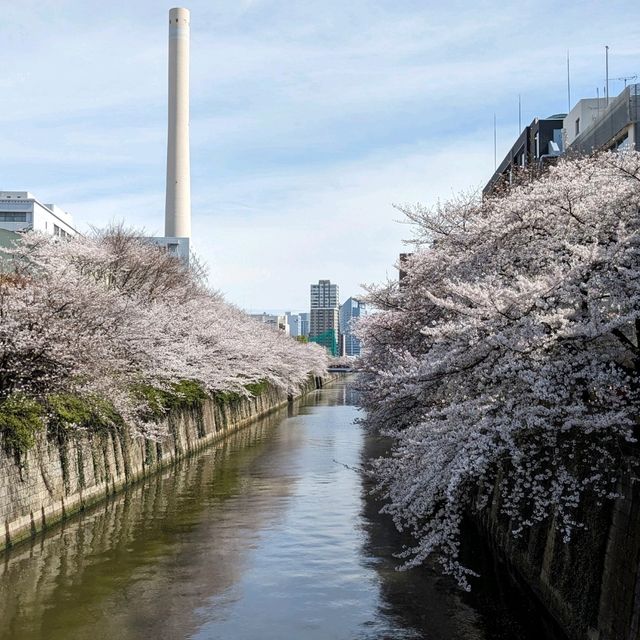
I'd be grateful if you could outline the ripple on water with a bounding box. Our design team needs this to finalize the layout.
[0,382,564,640]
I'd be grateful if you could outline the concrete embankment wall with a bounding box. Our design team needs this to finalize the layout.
[477,469,640,640]
[0,376,331,553]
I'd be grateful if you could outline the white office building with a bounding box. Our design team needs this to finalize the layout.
[285,312,302,337]
[0,192,78,237]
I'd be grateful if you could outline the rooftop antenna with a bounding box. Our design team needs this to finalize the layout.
[493,113,497,170]
[614,75,638,88]
[518,94,522,133]
[567,50,571,112]
[605,45,610,105]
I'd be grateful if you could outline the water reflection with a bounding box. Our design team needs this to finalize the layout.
[0,381,564,640]
[358,397,567,640]
[0,410,299,640]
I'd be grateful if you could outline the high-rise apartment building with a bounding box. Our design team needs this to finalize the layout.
[309,279,339,355]
[339,297,366,356]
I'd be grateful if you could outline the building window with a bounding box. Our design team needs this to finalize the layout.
[575,118,580,136]
[613,132,630,151]
[0,212,27,222]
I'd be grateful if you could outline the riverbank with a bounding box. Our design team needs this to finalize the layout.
[0,379,564,640]
[473,467,640,640]
[0,375,334,553]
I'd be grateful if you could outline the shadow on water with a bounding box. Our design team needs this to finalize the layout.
[358,408,568,639]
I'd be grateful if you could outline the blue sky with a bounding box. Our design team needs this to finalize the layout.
[2,1,640,311]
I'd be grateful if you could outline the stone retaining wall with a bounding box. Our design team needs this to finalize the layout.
[476,469,640,640]
[0,376,330,553]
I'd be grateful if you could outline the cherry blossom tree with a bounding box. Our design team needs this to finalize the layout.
[357,151,640,587]
[0,227,327,441]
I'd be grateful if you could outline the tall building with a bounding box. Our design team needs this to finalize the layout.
[339,297,366,356]
[299,312,310,337]
[309,279,339,356]
[0,192,78,237]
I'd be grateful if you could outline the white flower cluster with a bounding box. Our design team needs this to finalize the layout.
[0,227,327,436]
[356,151,640,588]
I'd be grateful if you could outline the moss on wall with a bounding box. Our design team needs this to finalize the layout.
[0,375,331,554]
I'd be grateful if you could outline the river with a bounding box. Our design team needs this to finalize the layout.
[0,380,565,640]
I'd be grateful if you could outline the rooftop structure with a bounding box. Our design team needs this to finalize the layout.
[0,191,78,237]
[484,85,640,197]
[566,83,640,154]
[483,116,565,196]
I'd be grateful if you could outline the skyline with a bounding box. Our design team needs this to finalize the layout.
[2,1,640,310]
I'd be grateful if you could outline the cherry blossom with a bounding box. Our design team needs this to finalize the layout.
[0,227,327,437]
[357,151,640,587]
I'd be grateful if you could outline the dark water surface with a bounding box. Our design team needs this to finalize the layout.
[0,381,563,640]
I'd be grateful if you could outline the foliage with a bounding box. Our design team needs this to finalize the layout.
[244,380,269,397]
[0,393,44,455]
[47,393,123,434]
[0,226,327,444]
[214,380,268,406]
[134,380,209,420]
[356,151,640,588]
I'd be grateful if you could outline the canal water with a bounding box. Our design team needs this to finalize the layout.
[0,380,564,640]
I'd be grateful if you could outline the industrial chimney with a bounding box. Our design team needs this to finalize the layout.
[165,7,191,239]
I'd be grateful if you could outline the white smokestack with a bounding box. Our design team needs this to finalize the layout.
[165,7,191,238]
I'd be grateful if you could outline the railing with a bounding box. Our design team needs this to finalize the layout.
[569,84,640,153]
[0,222,31,232]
